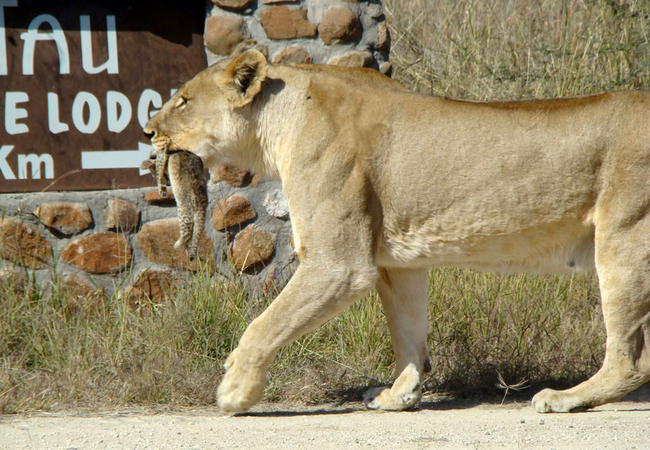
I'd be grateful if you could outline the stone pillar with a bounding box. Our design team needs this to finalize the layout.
[0,2,393,303]
[205,0,391,75]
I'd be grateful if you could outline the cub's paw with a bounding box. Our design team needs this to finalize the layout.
[532,388,588,413]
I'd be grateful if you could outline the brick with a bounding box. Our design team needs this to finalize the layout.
[211,0,253,10]
[0,219,51,269]
[34,202,93,236]
[104,199,139,234]
[135,219,213,272]
[379,61,393,76]
[377,21,391,52]
[61,232,132,274]
[260,6,317,40]
[215,164,254,187]
[318,7,361,45]
[143,189,176,205]
[205,15,248,56]
[212,195,256,231]
[228,226,274,271]
[58,275,105,315]
[272,45,311,64]
[124,270,177,307]
[328,51,373,68]
[263,190,289,219]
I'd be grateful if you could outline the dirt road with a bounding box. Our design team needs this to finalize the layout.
[2,399,649,449]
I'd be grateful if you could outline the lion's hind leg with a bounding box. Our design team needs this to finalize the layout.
[364,268,430,410]
[533,206,650,413]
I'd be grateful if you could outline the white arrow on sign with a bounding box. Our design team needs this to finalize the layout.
[80,142,153,176]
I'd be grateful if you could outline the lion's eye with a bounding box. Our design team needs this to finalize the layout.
[176,96,189,109]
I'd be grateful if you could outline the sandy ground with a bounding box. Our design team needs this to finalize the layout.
[2,398,649,449]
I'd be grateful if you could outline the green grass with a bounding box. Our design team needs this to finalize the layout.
[3,0,649,412]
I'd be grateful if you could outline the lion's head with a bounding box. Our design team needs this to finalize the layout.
[143,49,268,169]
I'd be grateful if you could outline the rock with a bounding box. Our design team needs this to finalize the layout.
[318,7,361,45]
[143,189,176,205]
[123,270,177,307]
[211,0,253,10]
[104,199,139,234]
[57,275,105,315]
[377,21,391,52]
[212,195,256,231]
[328,51,373,68]
[215,164,254,187]
[261,265,293,295]
[204,15,248,56]
[0,219,51,268]
[263,189,290,219]
[272,45,311,64]
[263,0,299,3]
[34,202,93,236]
[250,174,262,188]
[61,232,132,274]
[228,226,274,271]
[135,219,213,271]
[367,3,384,19]
[260,6,317,40]
[379,61,392,76]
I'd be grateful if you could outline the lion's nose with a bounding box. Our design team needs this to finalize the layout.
[143,122,156,139]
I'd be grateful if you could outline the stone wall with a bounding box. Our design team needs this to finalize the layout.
[205,0,391,75]
[0,174,295,303]
[0,0,390,302]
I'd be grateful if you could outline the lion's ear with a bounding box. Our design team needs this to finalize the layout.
[216,49,268,108]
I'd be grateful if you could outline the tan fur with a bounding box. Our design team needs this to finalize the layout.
[144,50,650,414]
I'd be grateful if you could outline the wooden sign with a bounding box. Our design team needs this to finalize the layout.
[0,0,206,192]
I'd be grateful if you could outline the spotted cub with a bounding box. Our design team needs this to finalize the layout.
[142,137,207,261]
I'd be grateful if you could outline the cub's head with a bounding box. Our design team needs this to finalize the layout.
[143,49,268,167]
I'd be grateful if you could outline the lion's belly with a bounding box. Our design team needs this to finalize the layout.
[376,219,595,275]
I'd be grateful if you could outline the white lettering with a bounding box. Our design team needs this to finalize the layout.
[18,153,54,179]
[71,91,101,134]
[80,15,119,74]
[0,144,16,179]
[137,89,162,129]
[47,92,69,134]
[106,91,131,133]
[20,14,70,75]
[0,0,18,75]
[5,91,29,135]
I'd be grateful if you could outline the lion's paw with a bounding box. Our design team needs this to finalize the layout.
[217,351,266,413]
[363,386,421,410]
[363,364,422,411]
[532,388,588,413]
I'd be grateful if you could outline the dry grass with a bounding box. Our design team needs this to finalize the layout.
[3,0,650,412]
[385,0,650,100]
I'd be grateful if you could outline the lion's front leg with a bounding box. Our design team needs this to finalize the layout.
[218,262,377,413]
[364,268,430,410]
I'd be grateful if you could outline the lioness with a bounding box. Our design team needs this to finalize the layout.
[144,49,650,414]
